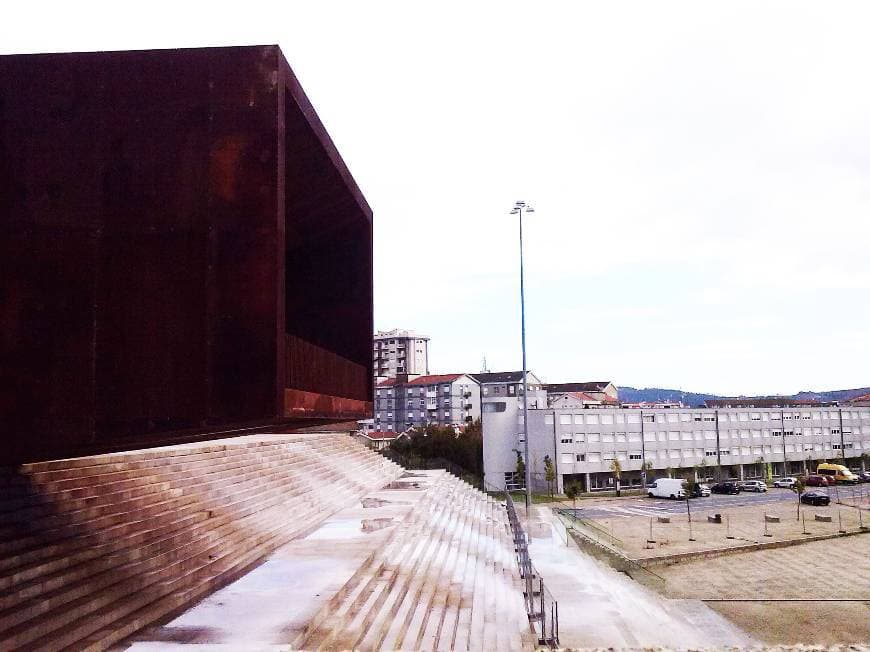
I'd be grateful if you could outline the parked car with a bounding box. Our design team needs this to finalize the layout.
[711,481,741,495]
[647,478,686,499]
[773,477,798,488]
[804,474,833,487]
[858,471,870,483]
[738,480,768,493]
[801,491,831,506]
[691,483,711,498]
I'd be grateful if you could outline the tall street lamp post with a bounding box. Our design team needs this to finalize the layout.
[510,200,534,510]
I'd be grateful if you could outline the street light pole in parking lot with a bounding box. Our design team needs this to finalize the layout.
[510,200,534,511]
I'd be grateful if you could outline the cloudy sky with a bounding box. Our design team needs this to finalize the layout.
[4,2,870,395]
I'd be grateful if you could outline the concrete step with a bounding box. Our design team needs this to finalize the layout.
[0,434,404,650]
[0,440,373,555]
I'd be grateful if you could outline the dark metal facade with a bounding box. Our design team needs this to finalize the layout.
[0,45,373,464]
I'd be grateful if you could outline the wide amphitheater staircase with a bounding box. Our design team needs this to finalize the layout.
[287,469,534,652]
[0,434,535,651]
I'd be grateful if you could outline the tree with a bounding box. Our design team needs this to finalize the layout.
[755,456,765,479]
[515,450,525,488]
[564,482,581,509]
[683,477,697,499]
[694,458,708,482]
[610,459,622,497]
[665,466,674,479]
[642,460,653,488]
[791,476,806,521]
[682,478,698,540]
[543,455,556,497]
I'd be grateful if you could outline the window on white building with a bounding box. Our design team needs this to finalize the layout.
[560,414,572,425]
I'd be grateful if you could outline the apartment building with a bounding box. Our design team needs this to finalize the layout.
[374,373,480,431]
[483,405,870,492]
[373,329,429,380]
[475,371,548,491]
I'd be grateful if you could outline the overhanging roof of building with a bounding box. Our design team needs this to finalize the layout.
[471,371,541,385]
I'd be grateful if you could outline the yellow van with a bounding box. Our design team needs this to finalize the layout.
[816,463,859,484]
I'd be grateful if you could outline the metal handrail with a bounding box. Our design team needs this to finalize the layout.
[504,491,559,649]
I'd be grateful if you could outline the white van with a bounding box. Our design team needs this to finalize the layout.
[647,478,685,499]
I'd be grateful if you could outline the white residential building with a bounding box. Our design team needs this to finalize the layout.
[373,329,429,380]
[483,405,870,492]
[374,373,480,432]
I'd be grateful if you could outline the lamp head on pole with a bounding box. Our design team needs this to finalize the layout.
[509,200,534,215]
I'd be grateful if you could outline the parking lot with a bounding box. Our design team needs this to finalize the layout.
[566,484,869,520]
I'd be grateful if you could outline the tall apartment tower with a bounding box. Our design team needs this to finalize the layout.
[373,329,429,380]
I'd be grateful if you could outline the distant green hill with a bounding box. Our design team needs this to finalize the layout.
[617,386,870,407]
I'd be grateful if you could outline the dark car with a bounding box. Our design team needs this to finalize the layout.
[690,483,711,498]
[801,491,831,506]
[858,471,870,483]
[804,475,833,487]
[711,481,740,495]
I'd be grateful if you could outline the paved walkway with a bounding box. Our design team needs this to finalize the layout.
[122,486,412,649]
[526,505,757,649]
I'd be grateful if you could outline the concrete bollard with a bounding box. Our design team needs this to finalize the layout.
[764,515,780,523]
[814,514,833,523]
[657,516,671,524]
[707,514,722,524]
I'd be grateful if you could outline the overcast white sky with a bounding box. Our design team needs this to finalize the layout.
[4,2,870,395]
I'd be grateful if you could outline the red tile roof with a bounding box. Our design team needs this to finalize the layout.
[376,378,397,388]
[406,373,465,386]
[554,391,599,402]
[362,430,405,440]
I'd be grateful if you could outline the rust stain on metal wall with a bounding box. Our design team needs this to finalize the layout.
[0,45,373,464]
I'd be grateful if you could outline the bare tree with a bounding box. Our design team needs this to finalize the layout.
[792,476,807,520]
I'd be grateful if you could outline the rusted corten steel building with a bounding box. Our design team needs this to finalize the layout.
[0,45,373,464]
